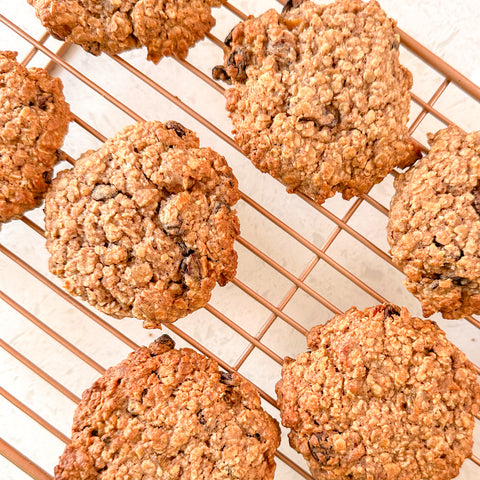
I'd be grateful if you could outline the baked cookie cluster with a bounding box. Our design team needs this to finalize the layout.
[0,51,70,224]
[388,126,480,318]
[214,0,420,204]
[45,121,240,327]
[54,335,281,480]
[28,0,224,62]
[3,1,478,480]
[276,304,480,480]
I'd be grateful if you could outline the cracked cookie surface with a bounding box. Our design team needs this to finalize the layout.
[388,126,480,318]
[0,50,70,224]
[54,335,281,480]
[213,0,419,204]
[45,120,239,327]
[28,0,224,62]
[276,304,480,480]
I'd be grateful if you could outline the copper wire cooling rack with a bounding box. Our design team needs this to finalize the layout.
[1,1,480,479]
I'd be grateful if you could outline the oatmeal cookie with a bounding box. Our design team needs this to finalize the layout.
[213,0,420,204]
[388,126,480,318]
[28,0,224,63]
[0,51,70,224]
[276,304,480,480]
[45,120,239,327]
[54,335,281,480]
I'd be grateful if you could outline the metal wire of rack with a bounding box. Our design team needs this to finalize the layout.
[0,1,479,479]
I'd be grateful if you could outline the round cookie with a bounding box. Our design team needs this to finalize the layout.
[276,304,480,480]
[388,126,480,318]
[45,120,240,327]
[28,0,224,63]
[213,0,420,204]
[54,335,281,480]
[0,51,70,224]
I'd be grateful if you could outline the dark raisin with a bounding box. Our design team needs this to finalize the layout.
[224,26,235,47]
[254,433,261,441]
[37,93,53,111]
[383,304,400,319]
[212,65,232,84]
[91,429,98,436]
[451,276,469,286]
[227,47,250,83]
[472,185,480,216]
[326,106,341,127]
[141,388,148,401]
[266,38,296,67]
[165,121,187,138]
[299,117,321,128]
[178,240,189,256]
[433,237,443,248]
[220,371,233,385]
[308,432,334,463]
[299,106,340,128]
[197,410,206,425]
[282,0,306,14]
[155,334,175,350]
[180,255,201,280]
[161,213,182,234]
[212,201,227,214]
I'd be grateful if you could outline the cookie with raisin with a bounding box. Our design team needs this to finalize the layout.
[45,120,240,327]
[213,0,419,204]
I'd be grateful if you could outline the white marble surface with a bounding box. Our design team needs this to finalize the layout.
[0,1,479,479]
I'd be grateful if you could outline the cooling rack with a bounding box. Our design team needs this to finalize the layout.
[1,1,480,479]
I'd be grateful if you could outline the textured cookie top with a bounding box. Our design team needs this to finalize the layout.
[213,0,419,204]
[276,304,480,480]
[45,121,239,327]
[0,50,70,223]
[54,335,281,480]
[388,126,480,318]
[28,0,223,62]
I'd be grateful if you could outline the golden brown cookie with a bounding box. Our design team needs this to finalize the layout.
[213,0,420,204]
[54,335,281,480]
[276,304,480,480]
[388,126,480,319]
[28,0,224,62]
[45,120,240,327]
[0,50,70,224]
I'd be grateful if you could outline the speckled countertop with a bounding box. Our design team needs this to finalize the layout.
[0,1,479,479]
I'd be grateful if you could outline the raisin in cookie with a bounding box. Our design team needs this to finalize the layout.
[388,126,480,319]
[213,0,420,204]
[45,120,239,327]
[276,304,480,480]
[28,0,224,63]
[0,51,70,224]
[54,335,281,480]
